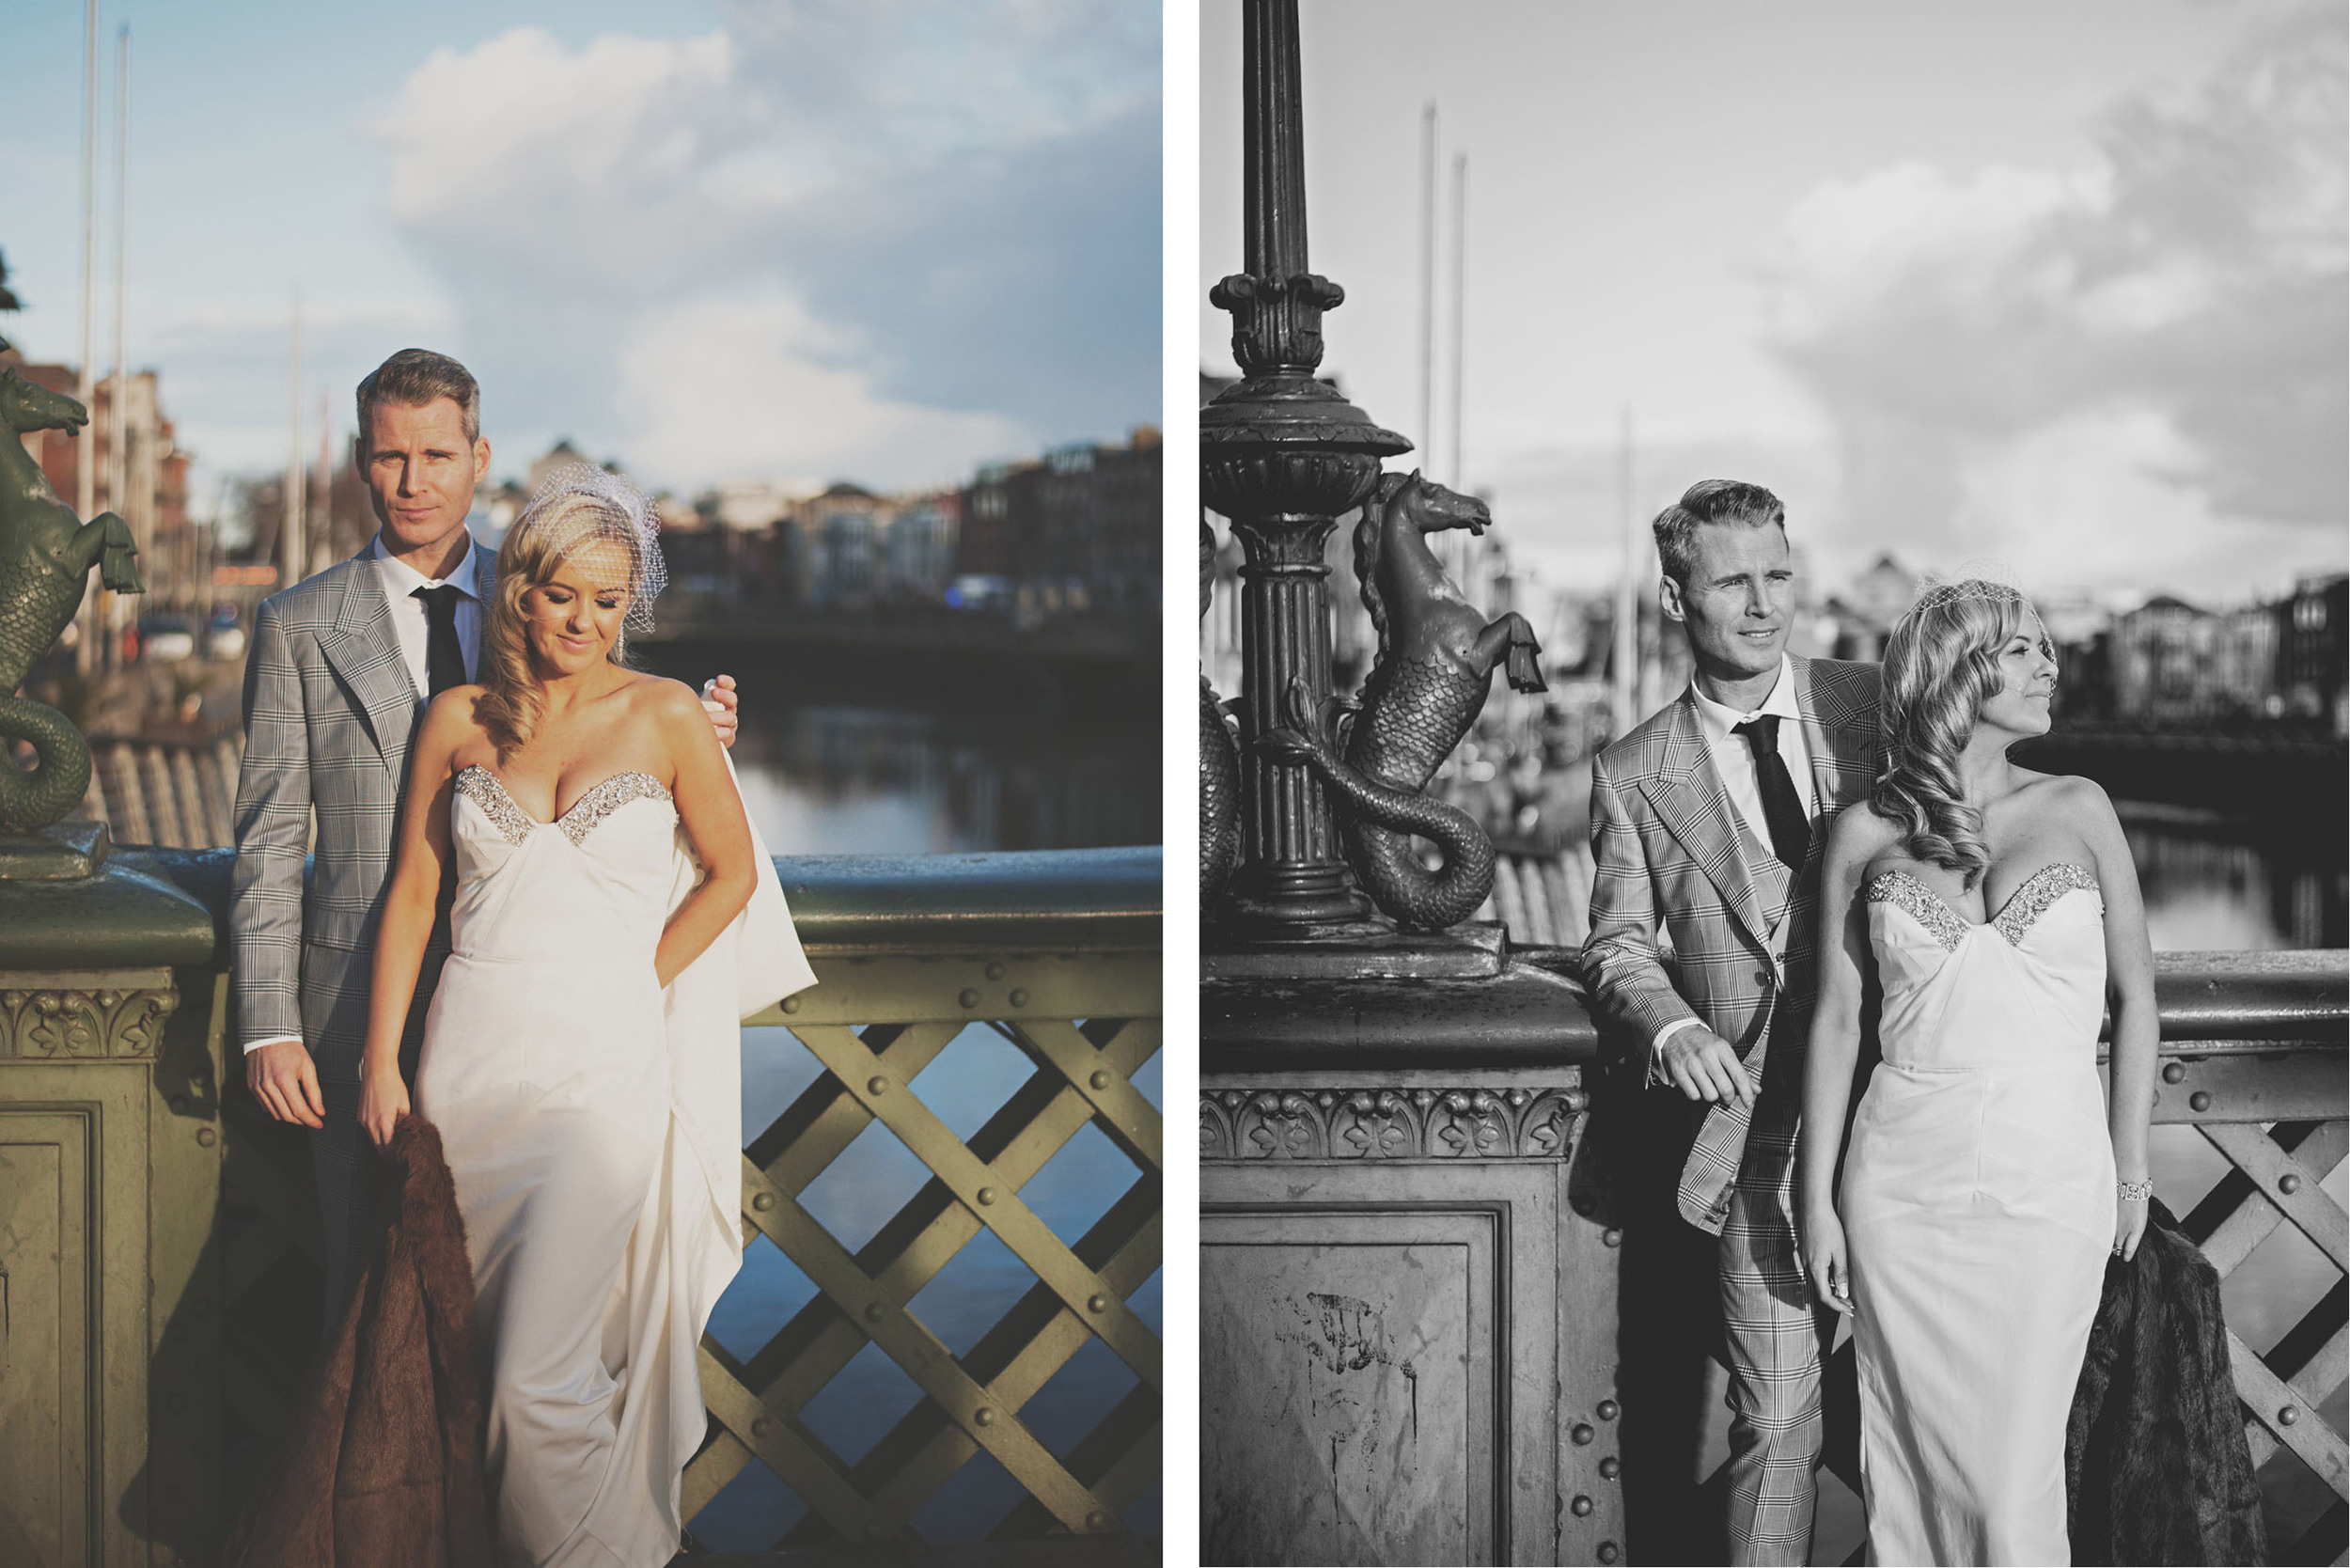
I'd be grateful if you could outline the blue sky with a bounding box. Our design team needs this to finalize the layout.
[5,0,1162,506]
[1200,0,2346,606]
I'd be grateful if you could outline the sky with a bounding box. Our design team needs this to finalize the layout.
[1199,0,2348,610]
[3,0,1162,511]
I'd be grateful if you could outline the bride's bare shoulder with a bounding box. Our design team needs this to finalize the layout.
[1825,799,1902,859]
[613,672,713,737]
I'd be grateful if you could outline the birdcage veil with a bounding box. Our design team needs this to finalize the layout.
[1897,558,2031,627]
[509,463,667,634]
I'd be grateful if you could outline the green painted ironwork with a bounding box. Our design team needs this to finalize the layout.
[0,844,1158,1562]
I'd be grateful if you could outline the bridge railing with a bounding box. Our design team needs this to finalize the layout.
[32,843,1160,1560]
[1203,946,2345,1565]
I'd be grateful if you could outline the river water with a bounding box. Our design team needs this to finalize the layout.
[649,666,1164,1548]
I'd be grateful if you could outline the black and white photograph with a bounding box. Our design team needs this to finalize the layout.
[1198,2,2344,1565]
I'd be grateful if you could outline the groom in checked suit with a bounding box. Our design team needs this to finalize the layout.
[1581,480,1881,1565]
[233,348,739,1319]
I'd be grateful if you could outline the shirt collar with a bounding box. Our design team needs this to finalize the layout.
[371,530,480,601]
[1688,654,1800,745]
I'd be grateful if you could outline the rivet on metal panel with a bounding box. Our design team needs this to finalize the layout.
[2190,1090,2212,1112]
[1090,1070,1111,1090]
[752,1417,771,1437]
[1597,1400,1620,1420]
[978,1186,998,1205]
[1572,1422,1595,1445]
[1010,988,1029,1007]
[1088,1294,1109,1313]
[2280,1173,2303,1194]
[2161,1061,2186,1084]
[975,1407,995,1426]
[1571,1496,1593,1517]
[752,1192,776,1212]
[2280,1405,2300,1426]
[868,1075,889,1095]
[1087,1512,1109,1531]
[865,1302,885,1323]
[986,963,1006,980]
[196,1127,216,1147]
[1598,1456,1621,1479]
[781,996,800,1013]
[960,988,980,1008]
[1602,1229,1622,1248]
[1598,1544,1621,1563]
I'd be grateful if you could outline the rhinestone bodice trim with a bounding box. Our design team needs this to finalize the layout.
[454,764,672,848]
[1865,861,2101,951]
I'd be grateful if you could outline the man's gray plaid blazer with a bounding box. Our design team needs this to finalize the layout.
[1582,655,1881,1229]
[1583,653,1880,1561]
[230,547,479,1311]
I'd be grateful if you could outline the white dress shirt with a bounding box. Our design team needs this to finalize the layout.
[370,531,484,698]
[1653,655,1818,1056]
[243,533,482,1056]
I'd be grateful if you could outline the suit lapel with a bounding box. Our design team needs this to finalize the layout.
[317,554,421,771]
[1641,694,1771,946]
[1792,657,1879,814]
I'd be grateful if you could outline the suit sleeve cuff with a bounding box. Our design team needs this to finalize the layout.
[1647,1016,1703,1085]
[242,1034,303,1056]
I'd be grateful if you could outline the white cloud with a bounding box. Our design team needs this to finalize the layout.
[366,1,1159,492]
[617,289,1025,488]
[1762,0,2345,598]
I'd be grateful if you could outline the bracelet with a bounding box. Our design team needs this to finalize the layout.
[2117,1177,2154,1203]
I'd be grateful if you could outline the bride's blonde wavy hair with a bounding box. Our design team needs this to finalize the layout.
[1870,580,2034,890]
[475,475,663,757]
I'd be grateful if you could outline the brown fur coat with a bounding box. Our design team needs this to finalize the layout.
[225,1116,497,1567]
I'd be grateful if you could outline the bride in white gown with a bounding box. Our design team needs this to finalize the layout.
[358,467,813,1566]
[1799,579,2158,1566]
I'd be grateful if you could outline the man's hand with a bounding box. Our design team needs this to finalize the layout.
[1656,1026,1754,1107]
[247,1039,325,1128]
[701,674,740,749]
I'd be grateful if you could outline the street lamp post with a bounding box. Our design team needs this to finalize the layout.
[1202,0,1410,938]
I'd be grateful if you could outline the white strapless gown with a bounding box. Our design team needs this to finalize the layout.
[415,763,813,1567]
[1842,862,2115,1567]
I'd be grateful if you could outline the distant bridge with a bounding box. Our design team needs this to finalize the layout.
[2020,726,2346,819]
[643,599,1158,673]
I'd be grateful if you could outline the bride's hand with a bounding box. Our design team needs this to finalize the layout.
[1800,1205,1856,1317]
[2113,1186,2150,1262]
[358,1059,410,1152]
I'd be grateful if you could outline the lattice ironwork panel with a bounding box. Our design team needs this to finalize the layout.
[1698,1037,2349,1567]
[687,949,1162,1550]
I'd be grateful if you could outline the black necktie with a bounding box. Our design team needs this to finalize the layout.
[413,585,466,698]
[1733,714,1811,872]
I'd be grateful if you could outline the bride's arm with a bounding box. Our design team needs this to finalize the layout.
[359,691,469,1148]
[655,680,759,989]
[1799,805,1887,1317]
[2076,777,2157,1260]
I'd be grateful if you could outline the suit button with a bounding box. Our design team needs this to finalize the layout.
[1754,969,1772,986]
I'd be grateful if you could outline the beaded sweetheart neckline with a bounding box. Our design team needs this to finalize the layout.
[1864,861,2101,952]
[454,763,672,849]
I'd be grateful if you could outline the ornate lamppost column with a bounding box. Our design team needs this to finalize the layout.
[1202,0,1410,939]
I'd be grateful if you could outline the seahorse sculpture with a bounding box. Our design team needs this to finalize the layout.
[1261,470,1544,931]
[1199,519,1243,908]
[0,341,145,831]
